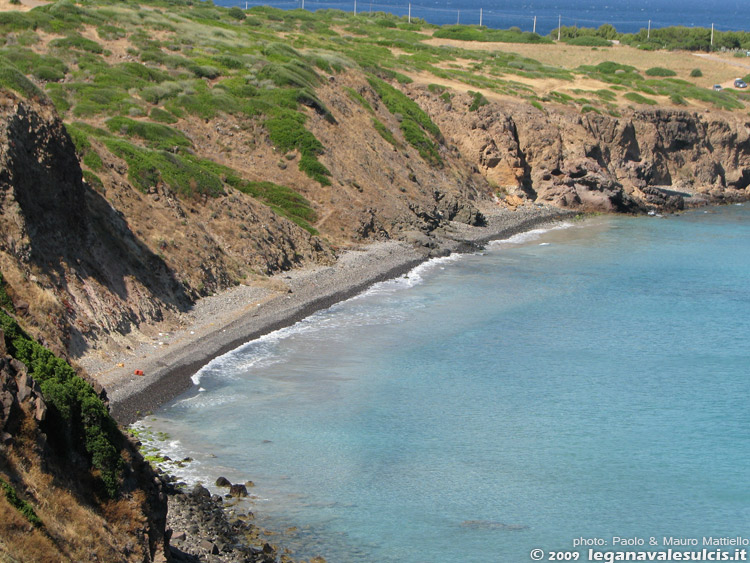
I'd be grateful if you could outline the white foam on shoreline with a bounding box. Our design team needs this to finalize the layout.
[191,220,574,387]
[191,254,463,386]
[356,253,463,298]
[487,221,574,249]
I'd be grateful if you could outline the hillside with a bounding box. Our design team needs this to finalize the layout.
[0,0,748,362]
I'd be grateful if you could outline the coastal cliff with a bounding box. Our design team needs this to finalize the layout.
[2,83,749,363]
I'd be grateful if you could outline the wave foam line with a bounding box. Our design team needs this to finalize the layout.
[488,221,574,248]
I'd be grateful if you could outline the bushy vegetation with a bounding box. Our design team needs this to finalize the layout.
[344,86,373,112]
[645,67,677,77]
[0,273,13,312]
[0,58,45,100]
[468,90,489,111]
[236,180,319,234]
[104,139,225,197]
[434,25,552,44]
[0,477,42,527]
[564,36,612,47]
[265,110,331,185]
[372,117,400,147]
[367,76,442,165]
[624,91,658,105]
[0,311,123,498]
[105,116,191,149]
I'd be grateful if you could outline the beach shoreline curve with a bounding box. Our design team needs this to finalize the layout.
[97,205,575,425]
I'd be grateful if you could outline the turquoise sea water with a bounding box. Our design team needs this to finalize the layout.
[143,205,750,562]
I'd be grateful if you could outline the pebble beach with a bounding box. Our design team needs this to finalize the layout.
[81,204,574,425]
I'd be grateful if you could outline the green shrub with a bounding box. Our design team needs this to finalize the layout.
[372,118,399,147]
[228,6,246,20]
[0,311,122,498]
[265,109,331,185]
[624,91,658,105]
[82,169,104,191]
[104,139,224,197]
[235,180,318,234]
[344,86,373,112]
[690,68,703,77]
[105,116,191,149]
[150,107,178,123]
[669,93,687,105]
[0,59,45,100]
[433,25,552,45]
[49,34,104,54]
[0,273,13,311]
[564,36,612,47]
[0,478,42,527]
[645,67,677,77]
[468,90,488,111]
[367,76,442,165]
[83,151,104,171]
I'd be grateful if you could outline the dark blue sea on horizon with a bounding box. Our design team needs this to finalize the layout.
[141,205,750,563]
[216,0,749,35]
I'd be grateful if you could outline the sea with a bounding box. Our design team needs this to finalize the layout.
[139,204,750,563]
[215,0,750,36]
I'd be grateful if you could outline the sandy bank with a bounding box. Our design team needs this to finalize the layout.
[84,205,574,425]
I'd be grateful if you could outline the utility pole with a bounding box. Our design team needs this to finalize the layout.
[457,9,460,25]
[354,0,356,15]
[408,3,411,23]
[533,15,537,34]
[647,19,651,39]
[557,15,561,41]
[480,7,482,27]
[711,23,714,47]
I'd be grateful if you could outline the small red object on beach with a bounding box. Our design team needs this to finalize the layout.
[134,369,144,376]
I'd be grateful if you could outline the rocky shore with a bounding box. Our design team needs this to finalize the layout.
[165,481,285,563]
[82,203,574,425]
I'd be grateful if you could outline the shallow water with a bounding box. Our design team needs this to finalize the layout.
[141,205,750,562]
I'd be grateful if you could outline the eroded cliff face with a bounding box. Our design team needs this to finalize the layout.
[415,86,750,213]
[0,90,334,358]
[2,78,750,360]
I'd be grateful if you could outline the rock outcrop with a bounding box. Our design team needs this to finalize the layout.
[417,87,750,213]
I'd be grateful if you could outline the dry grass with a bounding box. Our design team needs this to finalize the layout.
[423,36,747,95]
[0,405,156,563]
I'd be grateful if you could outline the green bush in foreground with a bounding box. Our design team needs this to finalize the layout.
[0,310,122,498]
